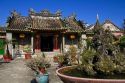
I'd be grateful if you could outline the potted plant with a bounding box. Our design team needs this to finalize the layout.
[3,39,12,62]
[26,53,49,83]
[53,54,58,62]
[56,22,125,83]
[3,44,12,62]
[55,46,77,69]
[24,45,31,59]
[57,54,65,67]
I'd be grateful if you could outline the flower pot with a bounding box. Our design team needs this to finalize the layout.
[25,53,31,59]
[53,56,58,62]
[3,55,12,62]
[36,73,49,83]
[56,66,125,83]
[39,67,46,74]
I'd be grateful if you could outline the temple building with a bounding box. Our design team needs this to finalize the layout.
[0,9,123,60]
[6,9,84,57]
[86,19,123,38]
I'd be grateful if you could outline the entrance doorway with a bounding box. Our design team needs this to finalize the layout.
[41,36,53,51]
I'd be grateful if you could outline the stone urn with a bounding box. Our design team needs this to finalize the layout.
[56,66,125,83]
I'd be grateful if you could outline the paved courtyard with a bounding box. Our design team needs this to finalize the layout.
[0,58,63,83]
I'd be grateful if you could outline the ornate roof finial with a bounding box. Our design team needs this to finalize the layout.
[41,9,50,15]
[97,13,99,20]
[29,8,35,15]
[56,10,61,16]
[69,13,76,19]
[11,10,20,17]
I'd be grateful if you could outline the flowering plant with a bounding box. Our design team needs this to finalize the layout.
[26,53,50,72]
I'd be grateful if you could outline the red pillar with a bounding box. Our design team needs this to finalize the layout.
[35,34,41,52]
[54,35,58,50]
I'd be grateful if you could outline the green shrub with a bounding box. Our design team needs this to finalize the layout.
[67,46,78,65]
[79,22,125,76]
[119,36,125,47]
[80,49,97,75]
[95,55,116,75]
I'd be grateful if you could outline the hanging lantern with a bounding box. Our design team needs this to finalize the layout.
[70,35,75,39]
[19,34,25,38]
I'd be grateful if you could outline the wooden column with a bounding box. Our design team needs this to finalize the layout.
[62,34,65,53]
[60,37,62,53]
[31,35,34,53]
[54,35,58,50]
[35,33,41,52]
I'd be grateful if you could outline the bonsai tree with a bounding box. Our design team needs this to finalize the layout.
[80,20,125,76]
[26,52,49,83]
[23,44,31,53]
[56,46,78,67]
[67,46,78,65]
[26,53,50,74]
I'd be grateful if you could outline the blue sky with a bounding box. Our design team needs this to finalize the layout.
[0,0,125,28]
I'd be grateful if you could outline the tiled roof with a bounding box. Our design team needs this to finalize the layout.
[86,19,122,33]
[7,15,66,31]
[0,27,6,33]
[7,16,31,32]
[7,10,84,33]
[85,20,102,34]
[32,18,65,30]
[64,16,84,33]
[102,20,121,31]
[86,24,94,30]
[29,9,61,17]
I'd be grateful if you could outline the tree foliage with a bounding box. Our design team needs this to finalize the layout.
[80,21,125,76]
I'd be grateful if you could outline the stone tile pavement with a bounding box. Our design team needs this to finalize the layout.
[0,58,63,83]
[48,66,63,83]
